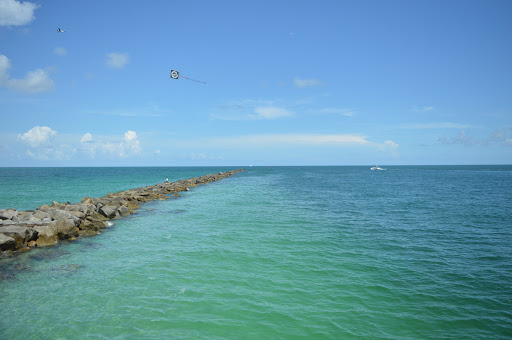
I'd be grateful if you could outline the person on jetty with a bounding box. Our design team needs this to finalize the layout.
[165,178,168,182]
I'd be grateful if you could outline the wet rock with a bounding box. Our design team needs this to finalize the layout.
[99,205,117,219]
[0,233,16,251]
[52,218,79,240]
[32,225,58,247]
[0,225,39,249]
[117,205,131,217]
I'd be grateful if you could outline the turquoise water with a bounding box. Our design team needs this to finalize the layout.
[1,166,511,339]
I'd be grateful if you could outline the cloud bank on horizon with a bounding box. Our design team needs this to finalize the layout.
[1,0,511,166]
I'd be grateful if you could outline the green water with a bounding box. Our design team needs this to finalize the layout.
[1,166,511,339]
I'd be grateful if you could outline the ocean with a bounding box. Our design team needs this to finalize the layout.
[1,166,511,339]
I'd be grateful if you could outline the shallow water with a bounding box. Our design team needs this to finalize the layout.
[1,166,511,339]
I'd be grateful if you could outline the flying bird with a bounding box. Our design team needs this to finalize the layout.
[57,28,66,33]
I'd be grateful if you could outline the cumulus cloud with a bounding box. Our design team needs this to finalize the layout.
[53,47,67,56]
[120,130,141,156]
[106,52,130,69]
[80,133,93,144]
[18,126,57,148]
[0,54,55,93]
[0,0,38,26]
[293,77,324,88]
[79,130,141,158]
[250,106,293,120]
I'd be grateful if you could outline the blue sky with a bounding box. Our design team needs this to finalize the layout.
[1,0,511,166]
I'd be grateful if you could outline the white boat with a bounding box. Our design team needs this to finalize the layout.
[370,166,386,170]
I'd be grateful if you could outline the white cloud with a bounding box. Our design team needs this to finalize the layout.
[106,52,130,69]
[293,77,324,88]
[79,131,141,157]
[18,126,57,148]
[250,106,293,120]
[0,54,55,93]
[0,0,38,26]
[120,130,141,156]
[80,133,93,144]
[53,47,67,56]
[384,140,399,148]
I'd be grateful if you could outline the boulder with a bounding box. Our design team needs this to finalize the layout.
[0,209,17,220]
[79,219,107,231]
[37,204,50,212]
[117,205,131,217]
[33,225,58,247]
[52,218,79,240]
[0,233,16,251]
[99,205,117,219]
[68,211,86,219]
[33,210,50,220]
[0,225,39,249]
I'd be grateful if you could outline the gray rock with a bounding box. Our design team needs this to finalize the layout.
[37,204,50,212]
[33,225,58,247]
[0,233,16,251]
[117,205,131,216]
[98,205,117,219]
[33,210,50,220]
[69,211,86,219]
[0,225,39,249]
[0,209,17,220]
[52,218,78,240]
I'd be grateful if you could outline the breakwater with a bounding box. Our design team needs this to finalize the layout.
[0,169,245,255]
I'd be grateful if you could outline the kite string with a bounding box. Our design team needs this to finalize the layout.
[180,75,207,84]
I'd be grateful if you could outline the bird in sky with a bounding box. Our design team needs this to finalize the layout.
[57,28,66,33]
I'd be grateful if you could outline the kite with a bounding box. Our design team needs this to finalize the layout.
[57,28,66,32]
[170,69,206,84]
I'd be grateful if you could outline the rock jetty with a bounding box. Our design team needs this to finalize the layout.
[0,169,245,256]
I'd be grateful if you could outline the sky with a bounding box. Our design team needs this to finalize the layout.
[1,0,511,166]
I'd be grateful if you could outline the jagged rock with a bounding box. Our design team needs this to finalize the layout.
[33,210,50,220]
[0,233,16,251]
[0,225,38,249]
[52,218,79,239]
[0,209,17,220]
[33,225,58,247]
[37,204,50,212]
[68,211,86,219]
[99,205,117,219]
[79,218,107,231]
[81,197,97,205]
[117,205,131,216]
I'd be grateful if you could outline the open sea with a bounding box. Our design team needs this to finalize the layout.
[1,166,511,339]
